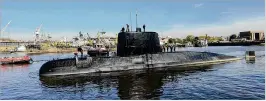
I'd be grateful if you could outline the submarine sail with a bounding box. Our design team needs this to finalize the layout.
[117,31,162,57]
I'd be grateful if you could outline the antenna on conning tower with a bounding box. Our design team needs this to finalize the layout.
[136,10,138,31]
[130,12,132,32]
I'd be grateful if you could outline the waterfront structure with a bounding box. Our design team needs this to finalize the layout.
[239,31,264,41]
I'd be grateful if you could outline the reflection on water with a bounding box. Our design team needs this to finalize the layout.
[40,66,212,100]
[0,64,29,72]
[0,46,265,100]
[117,72,164,100]
[245,57,256,64]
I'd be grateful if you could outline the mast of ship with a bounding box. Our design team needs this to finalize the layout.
[130,12,132,32]
[136,10,138,31]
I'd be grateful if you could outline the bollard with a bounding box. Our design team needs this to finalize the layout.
[74,52,79,64]
[170,46,173,52]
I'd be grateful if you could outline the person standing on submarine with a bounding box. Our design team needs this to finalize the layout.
[166,43,169,52]
[77,46,83,57]
[162,45,165,52]
[170,44,173,52]
[143,24,146,32]
[173,44,176,52]
[126,24,130,32]
[121,27,125,32]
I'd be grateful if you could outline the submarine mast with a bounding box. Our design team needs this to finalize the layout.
[136,10,138,31]
[130,12,132,32]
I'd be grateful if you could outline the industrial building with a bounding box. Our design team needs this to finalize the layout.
[239,31,264,41]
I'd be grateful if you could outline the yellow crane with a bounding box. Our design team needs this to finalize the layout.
[0,20,12,38]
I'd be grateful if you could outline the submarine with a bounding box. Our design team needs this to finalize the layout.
[39,27,241,77]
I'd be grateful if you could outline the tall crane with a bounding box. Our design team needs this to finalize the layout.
[97,30,106,44]
[0,20,12,38]
[34,24,42,42]
[35,24,42,35]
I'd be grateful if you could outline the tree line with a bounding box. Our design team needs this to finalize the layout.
[166,35,224,44]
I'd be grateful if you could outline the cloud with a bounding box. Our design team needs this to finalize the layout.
[194,3,204,8]
[162,16,265,38]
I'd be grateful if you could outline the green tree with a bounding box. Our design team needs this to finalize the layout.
[218,37,223,41]
[229,34,237,41]
[182,39,188,44]
[199,36,206,40]
[87,40,93,46]
[185,35,195,43]
[168,38,174,43]
[175,38,183,44]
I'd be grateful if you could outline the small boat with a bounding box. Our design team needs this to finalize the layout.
[16,45,27,52]
[0,56,32,65]
[9,45,27,53]
[87,44,109,56]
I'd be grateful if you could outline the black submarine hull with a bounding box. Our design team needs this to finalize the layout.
[39,51,240,77]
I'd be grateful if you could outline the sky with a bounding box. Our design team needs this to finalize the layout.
[0,0,265,41]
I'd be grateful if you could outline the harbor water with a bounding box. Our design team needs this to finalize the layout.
[0,46,265,100]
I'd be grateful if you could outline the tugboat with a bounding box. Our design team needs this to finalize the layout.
[0,56,32,65]
[87,31,110,56]
[87,43,109,56]
[39,25,240,77]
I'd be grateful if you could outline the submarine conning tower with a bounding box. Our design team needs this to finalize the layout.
[117,28,162,57]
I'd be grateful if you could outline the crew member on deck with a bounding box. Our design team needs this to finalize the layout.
[170,45,173,52]
[77,46,83,57]
[165,44,169,52]
[126,24,130,32]
[173,45,176,52]
[162,45,165,52]
[121,27,125,32]
[143,24,146,32]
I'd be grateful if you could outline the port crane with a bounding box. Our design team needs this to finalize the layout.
[34,24,42,43]
[35,24,42,35]
[0,20,12,38]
